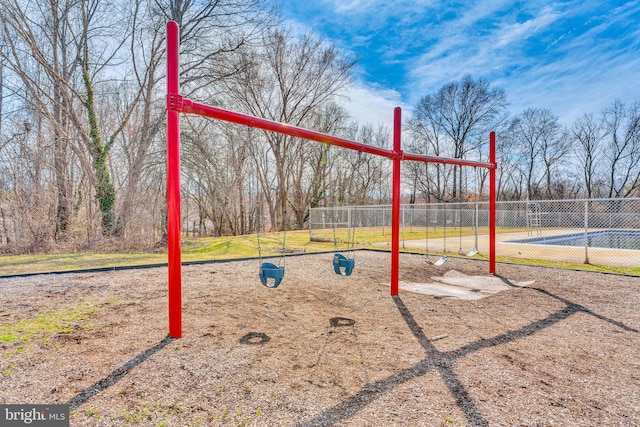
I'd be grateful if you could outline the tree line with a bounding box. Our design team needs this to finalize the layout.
[406,76,640,204]
[0,0,637,253]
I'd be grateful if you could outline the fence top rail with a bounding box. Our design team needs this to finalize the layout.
[311,202,485,210]
[309,198,640,211]
[497,198,640,204]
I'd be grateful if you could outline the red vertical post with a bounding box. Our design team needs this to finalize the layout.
[489,131,497,274]
[166,21,182,338]
[390,107,402,296]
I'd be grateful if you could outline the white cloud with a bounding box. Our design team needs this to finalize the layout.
[494,6,561,47]
[341,82,411,129]
[454,0,513,28]
[503,51,640,124]
[499,2,640,123]
[404,1,640,125]
[323,0,436,15]
[331,0,376,13]
[409,3,562,83]
[275,13,403,126]
[281,0,640,127]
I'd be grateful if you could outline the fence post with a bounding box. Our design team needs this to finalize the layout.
[348,206,352,246]
[402,204,405,249]
[474,201,479,251]
[584,200,589,264]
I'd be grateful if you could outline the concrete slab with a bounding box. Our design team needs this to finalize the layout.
[398,229,640,268]
[400,270,535,300]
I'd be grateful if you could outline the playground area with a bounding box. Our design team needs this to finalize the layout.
[1,251,638,426]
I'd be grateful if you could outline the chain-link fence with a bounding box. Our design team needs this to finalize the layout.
[309,198,640,272]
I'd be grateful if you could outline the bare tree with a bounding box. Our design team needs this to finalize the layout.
[345,122,390,206]
[0,0,275,245]
[570,113,605,198]
[540,126,571,198]
[152,0,274,94]
[413,75,507,199]
[132,0,275,240]
[601,99,640,197]
[0,0,141,238]
[221,28,355,230]
[287,103,351,229]
[0,41,3,140]
[494,125,526,200]
[407,112,448,201]
[0,0,79,239]
[506,108,563,200]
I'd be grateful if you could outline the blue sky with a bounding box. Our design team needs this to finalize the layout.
[279,0,640,127]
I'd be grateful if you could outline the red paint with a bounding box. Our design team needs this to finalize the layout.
[402,152,493,169]
[166,21,182,338]
[182,99,399,160]
[391,107,402,296]
[489,131,497,274]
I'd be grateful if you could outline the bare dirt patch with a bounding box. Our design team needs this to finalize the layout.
[1,252,638,426]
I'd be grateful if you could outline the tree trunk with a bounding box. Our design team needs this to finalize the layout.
[82,67,116,235]
[80,4,116,236]
[51,89,71,239]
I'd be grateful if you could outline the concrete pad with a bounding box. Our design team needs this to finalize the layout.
[400,270,535,300]
[399,228,640,268]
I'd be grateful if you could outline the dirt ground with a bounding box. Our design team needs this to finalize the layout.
[1,251,638,426]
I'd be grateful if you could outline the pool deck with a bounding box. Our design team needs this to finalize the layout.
[398,228,640,268]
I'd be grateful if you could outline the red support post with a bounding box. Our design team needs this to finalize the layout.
[166,21,182,338]
[489,131,497,274]
[390,107,402,296]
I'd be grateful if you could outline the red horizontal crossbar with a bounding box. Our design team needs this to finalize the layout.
[179,97,399,159]
[171,96,497,170]
[402,152,495,169]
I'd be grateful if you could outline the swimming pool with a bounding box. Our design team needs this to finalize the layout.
[508,230,640,250]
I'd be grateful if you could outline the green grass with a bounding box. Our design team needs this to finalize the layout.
[493,254,640,276]
[0,227,419,275]
[0,231,335,276]
[0,301,100,345]
[0,252,167,275]
[0,228,638,277]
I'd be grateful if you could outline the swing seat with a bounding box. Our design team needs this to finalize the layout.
[434,255,448,266]
[259,262,285,288]
[333,253,355,276]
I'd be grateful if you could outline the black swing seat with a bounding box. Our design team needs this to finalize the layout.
[259,262,285,288]
[333,253,355,276]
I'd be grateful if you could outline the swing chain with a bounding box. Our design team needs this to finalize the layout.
[250,126,263,264]
[249,125,286,288]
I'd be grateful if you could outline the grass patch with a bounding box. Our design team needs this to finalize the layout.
[0,301,99,345]
[493,255,640,276]
[0,228,638,277]
[0,252,168,276]
[0,231,335,276]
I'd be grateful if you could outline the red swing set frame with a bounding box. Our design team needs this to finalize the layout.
[165,21,497,338]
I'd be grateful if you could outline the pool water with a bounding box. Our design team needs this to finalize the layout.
[509,230,640,250]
